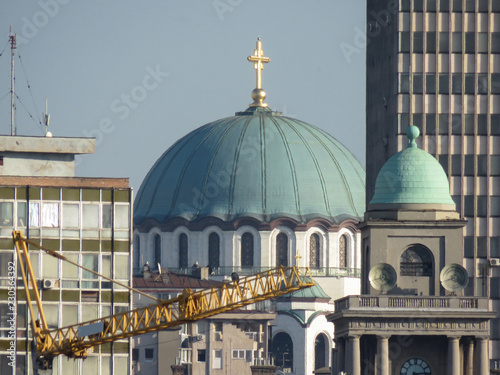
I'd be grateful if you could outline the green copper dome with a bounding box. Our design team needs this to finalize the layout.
[134,107,366,225]
[369,126,455,206]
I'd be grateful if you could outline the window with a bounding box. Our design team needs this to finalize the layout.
[241,232,254,268]
[478,33,488,54]
[339,234,348,268]
[272,332,293,370]
[465,74,475,94]
[213,350,223,369]
[426,74,436,94]
[413,74,423,94]
[413,32,424,53]
[439,0,449,11]
[102,204,112,229]
[426,114,436,135]
[426,32,436,53]
[399,73,410,93]
[145,348,154,361]
[438,74,449,94]
[197,349,206,362]
[179,233,188,269]
[465,32,475,54]
[451,32,462,53]
[478,0,488,12]
[134,235,141,271]
[400,32,411,52]
[400,245,433,276]
[492,74,500,94]
[492,33,500,53]
[426,0,436,12]
[63,204,79,228]
[465,0,475,12]
[208,232,220,271]
[0,202,13,226]
[154,234,161,268]
[478,74,488,94]
[438,32,449,53]
[400,0,410,11]
[452,0,462,11]
[115,205,129,229]
[315,334,327,370]
[132,348,139,362]
[41,203,59,227]
[452,74,462,94]
[309,233,320,268]
[414,0,423,11]
[464,115,474,135]
[82,204,98,229]
[276,233,288,267]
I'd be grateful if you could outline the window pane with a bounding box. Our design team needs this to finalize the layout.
[440,0,449,12]
[478,155,488,176]
[0,202,13,226]
[477,196,487,217]
[399,73,410,93]
[465,33,475,54]
[439,32,449,53]
[426,114,436,134]
[401,0,411,11]
[464,115,474,135]
[464,155,474,176]
[439,114,449,134]
[400,32,410,52]
[115,205,129,229]
[0,253,13,277]
[478,0,488,12]
[102,204,112,229]
[413,32,424,53]
[492,74,500,94]
[17,202,26,227]
[42,203,59,227]
[452,0,461,11]
[478,33,488,53]
[115,255,128,279]
[62,253,79,279]
[478,74,488,94]
[452,74,462,94]
[29,203,40,227]
[413,74,423,94]
[83,204,99,228]
[451,115,461,134]
[465,0,474,12]
[63,204,79,228]
[465,74,475,94]
[82,254,98,279]
[492,33,500,53]
[426,74,436,94]
[451,33,462,53]
[414,0,423,11]
[102,255,111,278]
[427,0,436,12]
[426,32,436,53]
[451,154,461,176]
[439,74,449,94]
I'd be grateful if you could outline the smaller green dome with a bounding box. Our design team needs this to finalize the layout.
[369,126,455,206]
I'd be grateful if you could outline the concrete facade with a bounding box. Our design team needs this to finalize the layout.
[0,136,133,375]
[366,0,500,361]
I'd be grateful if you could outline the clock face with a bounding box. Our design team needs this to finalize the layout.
[400,358,431,375]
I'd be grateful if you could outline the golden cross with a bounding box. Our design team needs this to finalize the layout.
[295,251,302,265]
[247,38,270,89]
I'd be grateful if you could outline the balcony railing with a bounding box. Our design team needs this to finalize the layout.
[335,295,490,312]
[163,266,361,278]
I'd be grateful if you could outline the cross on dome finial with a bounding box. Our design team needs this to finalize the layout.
[247,37,270,107]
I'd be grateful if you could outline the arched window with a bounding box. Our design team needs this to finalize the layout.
[241,232,254,268]
[179,233,188,269]
[310,233,320,268]
[134,235,141,273]
[339,234,348,268]
[314,333,327,370]
[400,245,433,276]
[208,232,220,271]
[276,233,288,267]
[272,332,293,370]
[154,234,161,268]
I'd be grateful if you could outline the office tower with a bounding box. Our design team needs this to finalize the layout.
[366,0,500,365]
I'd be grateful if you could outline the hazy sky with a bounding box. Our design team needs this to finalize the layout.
[0,1,366,194]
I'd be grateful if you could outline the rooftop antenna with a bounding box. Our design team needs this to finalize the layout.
[43,99,52,137]
[9,27,16,136]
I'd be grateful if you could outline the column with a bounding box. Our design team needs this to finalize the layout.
[334,338,345,374]
[345,335,361,375]
[376,335,390,375]
[464,338,474,375]
[476,337,489,375]
[447,336,460,375]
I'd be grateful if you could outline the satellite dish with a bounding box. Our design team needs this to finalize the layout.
[369,263,397,293]
[440,263,468,293]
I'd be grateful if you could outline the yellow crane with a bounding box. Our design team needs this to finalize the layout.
[12,230,314,370]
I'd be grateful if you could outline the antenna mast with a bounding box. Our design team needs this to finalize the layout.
[9,27,16,136]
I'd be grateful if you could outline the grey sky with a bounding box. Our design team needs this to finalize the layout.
[0,0,367,193]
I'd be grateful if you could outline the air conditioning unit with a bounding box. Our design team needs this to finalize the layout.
[490,258,500,267]
[43,279,57,289]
